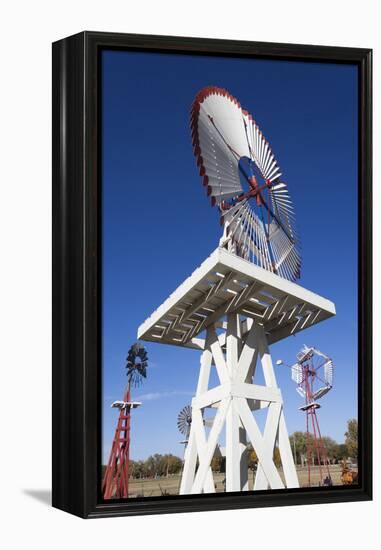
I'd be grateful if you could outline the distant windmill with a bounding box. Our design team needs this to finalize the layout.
[177,405,192,444]
[177,404,214,445]
[102,343,148,499]
[176,404,193,493]
[279,345,334,486]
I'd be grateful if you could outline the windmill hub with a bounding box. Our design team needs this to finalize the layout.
[221,157,271,208]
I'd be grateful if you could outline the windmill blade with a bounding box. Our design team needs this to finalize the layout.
[191,86,301,282]
[191,87,246,203]
[311,348,333,386]
[323,359,334,386]
[291,362,303,384]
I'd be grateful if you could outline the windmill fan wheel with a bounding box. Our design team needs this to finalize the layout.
[126,342,148,387]
[177,405,192,436]
[190,85,301,281]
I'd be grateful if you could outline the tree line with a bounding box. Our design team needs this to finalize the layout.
[121,419,358,479]
[129,453,183,479]
[287,418,357,465]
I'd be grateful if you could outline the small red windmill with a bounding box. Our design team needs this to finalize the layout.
[279,345,334,487]
[102,343,148,499]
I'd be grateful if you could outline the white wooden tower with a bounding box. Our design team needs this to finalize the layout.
[138,248,335,493]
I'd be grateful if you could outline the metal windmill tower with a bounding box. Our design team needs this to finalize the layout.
[102,343,148,499]
[288,345,334,486]
[138,86,336,494]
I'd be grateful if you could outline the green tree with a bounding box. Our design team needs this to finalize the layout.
[345,419,358,458]
[145,453,164,477]
[273,447,282,468]
[247,444,258,470]
[332,443,349,462]
[129,459,146,479]
[164,454,183,475]
[211,456,223,472]
[140,453,183,478]
[289,431,307,464]
[321,436,338,463]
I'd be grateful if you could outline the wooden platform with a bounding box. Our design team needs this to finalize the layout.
[137,248,335,349]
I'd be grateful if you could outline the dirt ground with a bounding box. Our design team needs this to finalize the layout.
[128,464,354,497]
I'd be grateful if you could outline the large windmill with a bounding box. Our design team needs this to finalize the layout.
[138,86,336,494]
[102,343,148,499]
[191,86,300,281]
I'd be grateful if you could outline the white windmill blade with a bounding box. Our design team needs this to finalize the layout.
[271,182,287,191]
[226,202,271,268]
[324,359,334,385]
[290,362,303,384]
[220,199,246,225]
[191,88,247,198]
[311,347,334,385]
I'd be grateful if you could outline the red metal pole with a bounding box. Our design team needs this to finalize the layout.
[310,409,323,483]
[315,413,331,480]
[306,409,311,486]
[301,359,331,486]
[303,363,313,486]
[102,382,132,499]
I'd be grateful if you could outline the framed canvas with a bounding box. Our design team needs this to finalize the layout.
[52,31,372,518]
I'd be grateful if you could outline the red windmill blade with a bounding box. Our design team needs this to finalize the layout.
[191,86,301,281]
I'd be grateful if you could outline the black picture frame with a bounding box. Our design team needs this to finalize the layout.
[52,31,372,519]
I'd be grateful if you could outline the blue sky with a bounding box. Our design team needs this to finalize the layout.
[101,49,358,462]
